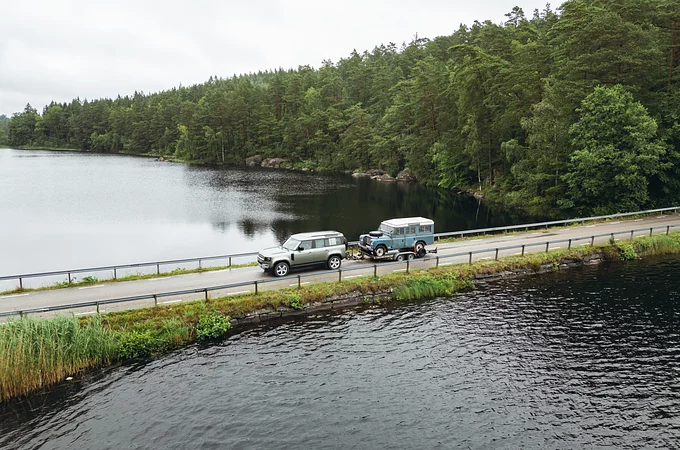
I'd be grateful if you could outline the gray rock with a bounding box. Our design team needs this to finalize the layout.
[245,155,263,167]
[396,168,416,182]
[261,157,289,168]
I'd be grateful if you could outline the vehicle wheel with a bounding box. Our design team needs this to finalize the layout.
[375,245,387,257]
[273,261,289,277]
[414,241,426,257]
[396,254,405,262]
[407,253,415,261]
[327,255,342,270]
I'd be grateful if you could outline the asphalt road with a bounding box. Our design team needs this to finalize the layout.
[2,214,679,318]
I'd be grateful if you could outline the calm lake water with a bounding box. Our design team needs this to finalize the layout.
[0,148,540,277]
[1,256,679,449]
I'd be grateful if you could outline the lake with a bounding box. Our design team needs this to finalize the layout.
[1,255,678,449]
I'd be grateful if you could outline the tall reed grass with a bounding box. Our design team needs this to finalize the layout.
[0,316,117,402]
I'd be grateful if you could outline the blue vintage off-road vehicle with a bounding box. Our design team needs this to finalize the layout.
[358,217,435,260]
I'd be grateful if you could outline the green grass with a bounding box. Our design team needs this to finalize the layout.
[3,231,680,403]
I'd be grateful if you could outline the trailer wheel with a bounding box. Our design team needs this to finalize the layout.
[396,254,405,262]
[407,253,415,261]
[375,245,387,257]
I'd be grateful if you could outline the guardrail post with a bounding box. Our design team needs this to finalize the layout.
[229,257,232,267]
[113,267,117,280]
[204,288,208,301]
[667,226,670,235]
[469,252,472,264]
[650,227,653,237]
[19,277,23,290]
[19,311,23,319]
[436,256,439,269]
[406,261,410,273]
[630,230,634,240]
[298,274,301,288]
[521,245,525,257]
[154,294,158,307]
[495,248,499,260]
[545,242,549,253]
[96,302,100,314]
[199,259,202,269]
[156,264,160,275]
[254,280,258,294]
[568,239,572,250]
[68,272,71,284]
[339,269,342,282]
[591,236,595,246]
[374,264,377,278]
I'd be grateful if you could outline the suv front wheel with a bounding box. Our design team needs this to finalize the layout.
[327,255,342,270]
[273,261,290,277]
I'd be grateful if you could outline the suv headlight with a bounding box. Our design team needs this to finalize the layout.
[263,256,271,261]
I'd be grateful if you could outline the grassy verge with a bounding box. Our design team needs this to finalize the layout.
[0,263,257,296]
[2,232,680,402]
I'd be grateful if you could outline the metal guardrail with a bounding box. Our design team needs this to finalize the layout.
[1,223,678,319]
[1,206,679,290]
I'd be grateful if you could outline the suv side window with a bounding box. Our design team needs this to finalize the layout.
[408,225,416,234]
[299,240,313,250]
[394,227,402,235]
[313,238,325,249]
[325,237,338,246]
[420,224,432,233]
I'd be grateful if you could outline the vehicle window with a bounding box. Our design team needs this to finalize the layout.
[420,224,432,233]
[408,225,416,234]
[313,238,325,248]
[379,224,393,234]
[282,237,301,251]
[299,240,313,250]
[326,237,338,246]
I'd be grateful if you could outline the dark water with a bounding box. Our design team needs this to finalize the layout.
[0,148,540,278]
[2,256,679,449]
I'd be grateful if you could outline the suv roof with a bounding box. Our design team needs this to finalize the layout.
[381,217,434,227]
[290,230,345,240]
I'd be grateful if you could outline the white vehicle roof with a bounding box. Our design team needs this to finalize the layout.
[381,217,434,227]
[290,230,344,240]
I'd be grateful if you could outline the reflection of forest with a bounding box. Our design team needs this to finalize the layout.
[198,167,550,243]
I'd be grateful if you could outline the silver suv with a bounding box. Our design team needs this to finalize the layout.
[257,231,348,277]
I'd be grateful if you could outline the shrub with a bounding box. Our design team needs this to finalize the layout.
[287,293,303,310]
[618,242,639,260]
[117,330,166,359]
[195,312,231,341]
[82,276,98,284]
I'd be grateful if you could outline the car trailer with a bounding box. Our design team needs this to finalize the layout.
[354,246,437,262]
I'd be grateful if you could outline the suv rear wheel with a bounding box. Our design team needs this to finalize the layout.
[327,255,342,270]
[273,261,289,277]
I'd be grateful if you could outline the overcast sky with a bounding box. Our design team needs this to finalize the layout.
[0,0,554,117]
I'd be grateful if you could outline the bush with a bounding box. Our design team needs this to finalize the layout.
[195,312,231,341]
[118,330,165,359]
[618,242,639,260]
[287,293,303,310]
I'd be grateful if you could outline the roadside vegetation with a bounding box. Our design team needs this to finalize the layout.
[3,232,680,403]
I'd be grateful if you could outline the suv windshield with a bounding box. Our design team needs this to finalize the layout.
[378,223,393,234]
[282,237,301,251]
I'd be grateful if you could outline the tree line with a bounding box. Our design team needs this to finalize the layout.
[6,0,680,214]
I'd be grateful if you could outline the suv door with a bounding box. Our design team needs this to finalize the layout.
[293,240,316,266]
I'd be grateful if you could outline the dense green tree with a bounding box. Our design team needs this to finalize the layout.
[562,85,666,214]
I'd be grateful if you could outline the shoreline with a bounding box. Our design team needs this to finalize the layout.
[2,232,680,403]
